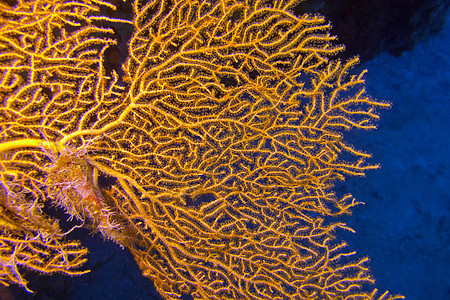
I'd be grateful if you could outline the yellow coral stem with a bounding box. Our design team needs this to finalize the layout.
[0,139,49,153]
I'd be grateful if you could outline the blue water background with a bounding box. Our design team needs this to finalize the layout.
[339,9,450,299]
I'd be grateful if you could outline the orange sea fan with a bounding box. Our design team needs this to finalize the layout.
[0,0,403,298]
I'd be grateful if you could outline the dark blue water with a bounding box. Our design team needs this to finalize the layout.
[340,10,450,299]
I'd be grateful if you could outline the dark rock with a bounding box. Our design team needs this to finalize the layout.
[293,0,450,61]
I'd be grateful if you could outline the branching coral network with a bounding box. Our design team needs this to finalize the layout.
[0,0,403,298]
